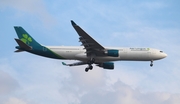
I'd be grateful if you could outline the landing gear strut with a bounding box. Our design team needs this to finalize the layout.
[150,60,153,67]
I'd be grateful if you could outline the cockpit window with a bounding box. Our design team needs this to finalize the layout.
[160,51,163,53]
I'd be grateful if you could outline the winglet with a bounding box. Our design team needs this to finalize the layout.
[62,62,67,66]
[71,20,77,26]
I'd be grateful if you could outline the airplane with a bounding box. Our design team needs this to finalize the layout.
[14,20,167,72]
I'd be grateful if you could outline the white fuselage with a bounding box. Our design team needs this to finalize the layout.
[46,46,167,63]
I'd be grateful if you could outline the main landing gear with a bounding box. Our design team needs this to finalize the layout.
[85,65,93,72]
[150,60,153,67]
[85,58,95,72]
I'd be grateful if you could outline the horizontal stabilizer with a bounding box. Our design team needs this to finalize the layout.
[15,38,32,50]
[14,49,24,52]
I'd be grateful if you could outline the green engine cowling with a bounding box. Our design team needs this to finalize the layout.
[105,50,119,57]
[97,62,114,69]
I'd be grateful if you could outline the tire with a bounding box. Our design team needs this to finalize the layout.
[85,68,89,72]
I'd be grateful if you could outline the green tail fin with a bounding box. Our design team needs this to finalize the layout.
[14,26,41,48]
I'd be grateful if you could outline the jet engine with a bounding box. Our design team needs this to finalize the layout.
[105,50,119,57]
[97,62,114,69]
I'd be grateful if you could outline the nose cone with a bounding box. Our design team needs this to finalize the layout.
[162,53,167,58]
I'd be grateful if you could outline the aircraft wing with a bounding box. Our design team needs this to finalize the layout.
[62,61,87,66]
[71,20,105,56]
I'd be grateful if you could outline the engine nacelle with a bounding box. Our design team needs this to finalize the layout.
[97,62,114,69]
[105,50,119,57]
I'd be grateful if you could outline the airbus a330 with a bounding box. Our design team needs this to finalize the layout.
[14,20,167,72]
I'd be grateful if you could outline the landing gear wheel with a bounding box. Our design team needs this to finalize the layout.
[85,68,89,72]
[89,65,93,70]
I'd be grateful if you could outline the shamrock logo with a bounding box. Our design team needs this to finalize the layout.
[20,34,32,45]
